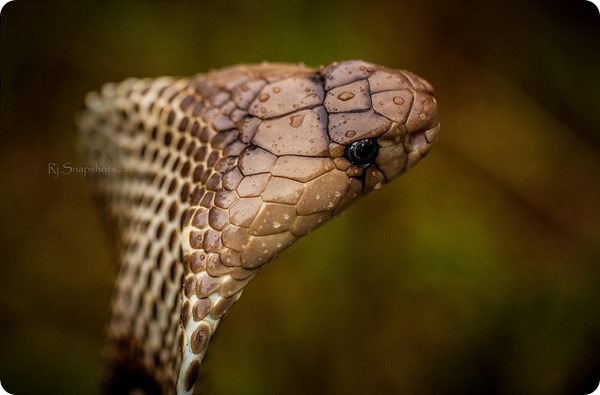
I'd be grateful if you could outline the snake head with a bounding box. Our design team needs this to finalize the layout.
[233,60,439,221]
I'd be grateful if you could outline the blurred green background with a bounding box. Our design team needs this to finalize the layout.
[1,1,599,394]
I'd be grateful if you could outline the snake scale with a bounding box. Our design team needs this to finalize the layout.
[78,60,439,394]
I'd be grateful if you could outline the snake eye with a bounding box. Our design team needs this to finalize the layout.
[345,139,379,166]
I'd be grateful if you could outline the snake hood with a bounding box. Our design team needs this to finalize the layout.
[78,60,439,394]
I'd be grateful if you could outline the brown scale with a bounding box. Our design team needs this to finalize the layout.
[78,60,440,394]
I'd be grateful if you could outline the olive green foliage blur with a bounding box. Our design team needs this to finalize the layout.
[1,1,599,394]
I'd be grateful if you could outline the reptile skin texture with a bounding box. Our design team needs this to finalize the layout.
[78,60,439,394]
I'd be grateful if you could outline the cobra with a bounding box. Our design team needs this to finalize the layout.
[78,60,439,394]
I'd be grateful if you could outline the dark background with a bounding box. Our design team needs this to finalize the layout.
[1,1,599,394]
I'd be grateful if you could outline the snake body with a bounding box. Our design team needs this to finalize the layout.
[78,60,439,394]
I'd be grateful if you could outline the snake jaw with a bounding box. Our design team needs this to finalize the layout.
[79,60,438,395]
